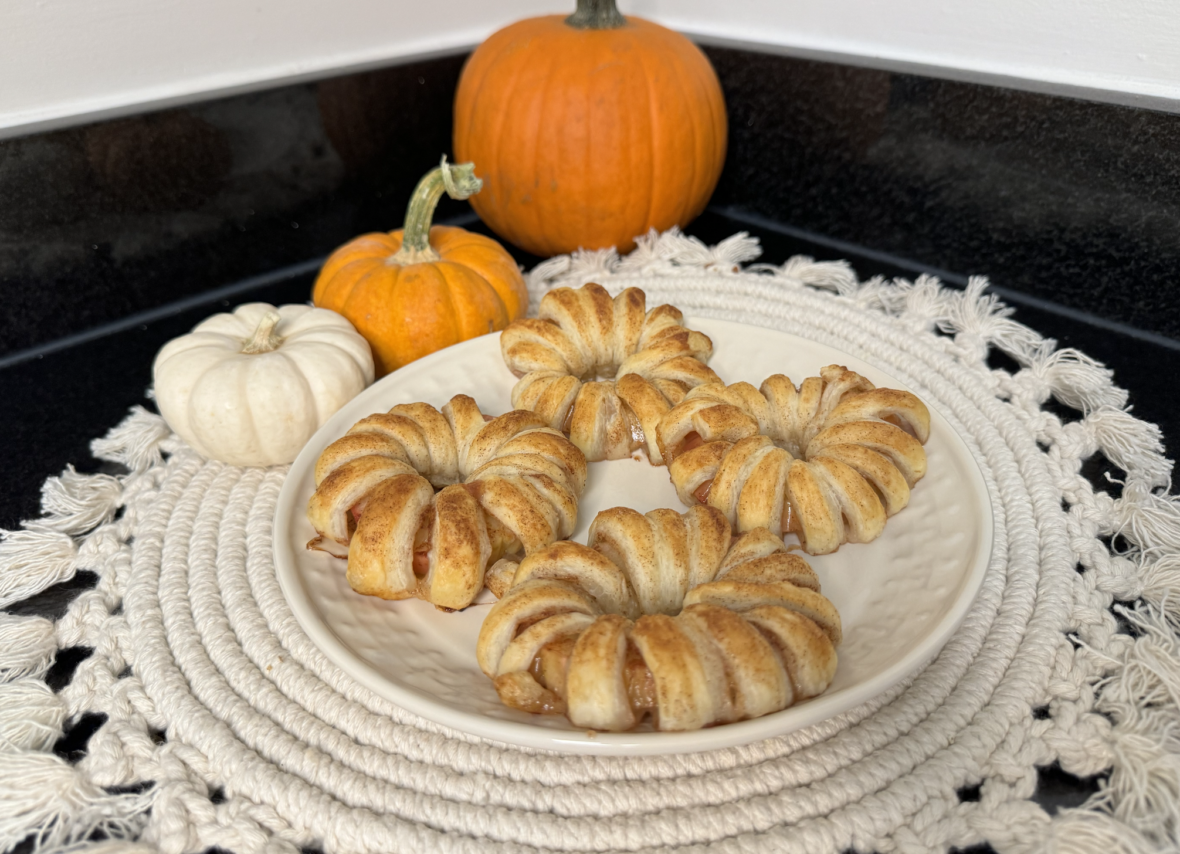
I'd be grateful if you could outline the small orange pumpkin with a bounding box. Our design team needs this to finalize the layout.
[312,158,528,376]
[453,0,727,258]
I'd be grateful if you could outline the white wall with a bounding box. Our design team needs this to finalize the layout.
[1,0,552,138]
[650,0,1180,111]
[4,0,1178,138]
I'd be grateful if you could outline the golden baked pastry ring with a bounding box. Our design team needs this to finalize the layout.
[306,395,586,611]
[502,283,720,464]
[478,506,842,732]
[658,366,931,555]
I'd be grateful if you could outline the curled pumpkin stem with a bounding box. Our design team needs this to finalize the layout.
[391,156,483,265]
[241,311,284,354]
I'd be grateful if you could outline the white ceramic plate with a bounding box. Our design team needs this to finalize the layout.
[274,319,993,755]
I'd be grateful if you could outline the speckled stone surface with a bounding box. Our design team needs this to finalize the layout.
[3,46,1180,358]
[704,46,1180,341]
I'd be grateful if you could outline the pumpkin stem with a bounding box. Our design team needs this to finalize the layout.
[241,311,284,354]
[390,156,483,265]
[566,0,626,29]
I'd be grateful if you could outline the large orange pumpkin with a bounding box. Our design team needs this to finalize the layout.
[312,158,528,377]
[453,0,727,258]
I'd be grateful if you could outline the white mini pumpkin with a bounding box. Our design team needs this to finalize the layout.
[153,302,375,467]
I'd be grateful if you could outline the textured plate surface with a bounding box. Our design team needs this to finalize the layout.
[274,319,993,755]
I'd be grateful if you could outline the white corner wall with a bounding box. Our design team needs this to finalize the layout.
[4,0,1179,138]
[1,0,554,138]
[648,0,1180,111]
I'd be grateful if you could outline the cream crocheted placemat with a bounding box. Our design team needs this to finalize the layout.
[2,229,1179,854]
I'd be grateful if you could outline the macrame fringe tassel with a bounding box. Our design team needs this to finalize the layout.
[0,614,58,683]
[38,466,123,536]
[771,255,860,296]
[1085,408,1172,489]
[1037,810,1160,854]
[0,529,77,609]
[1092,604,1180,849]
[90,406,172,473]
[1138,553,1180,624]
[0,679,65,751]
[526,227,764,307]
[1118,485,1180,552]
[942,278,1044,362]
[0,752,153,853]
[1024,344,1128,412]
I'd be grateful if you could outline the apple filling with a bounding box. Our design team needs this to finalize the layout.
[314,483,524,577]
[512,635,659,724]
[556,396,647,455]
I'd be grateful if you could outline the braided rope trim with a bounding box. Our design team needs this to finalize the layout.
[0,227,1176,854]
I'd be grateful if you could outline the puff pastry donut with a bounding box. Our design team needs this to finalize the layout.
[500,282,719,464]
[307,394,586,610]
[477,506,841,732]
[656,365,931,555]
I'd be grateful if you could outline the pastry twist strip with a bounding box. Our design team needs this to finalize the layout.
[500,283,719,463]
[656,365,931,555]
[307,395,586,610]
[477,507,841,732]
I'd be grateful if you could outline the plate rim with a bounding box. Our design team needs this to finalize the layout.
[273,319,994,756]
